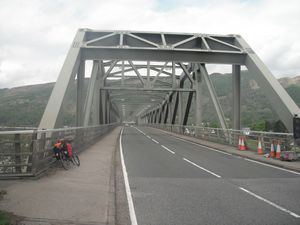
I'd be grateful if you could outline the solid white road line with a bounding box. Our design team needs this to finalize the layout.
[161,145,175,154]
[171,135,232,156]
[146,135,151,139]
[152,139,159,144]
[243,158,300,175]
[183,158,222,178]
[120,128,138,225]
[239,187,300,218]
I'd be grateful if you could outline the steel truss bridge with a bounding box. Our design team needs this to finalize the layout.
[38,29,300,132]
[1,30,300,225]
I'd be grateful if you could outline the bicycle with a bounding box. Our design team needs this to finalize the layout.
[70,152,80,167]
[58,149,71,170]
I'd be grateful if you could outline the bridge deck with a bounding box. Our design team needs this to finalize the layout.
[1,126,300,225]
[0,127,121,225]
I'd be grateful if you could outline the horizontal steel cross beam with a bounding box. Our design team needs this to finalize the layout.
[82,48,246,65]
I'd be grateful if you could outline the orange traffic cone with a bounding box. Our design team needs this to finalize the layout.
[238,136,241,149]
[275,140,281,159]
[270,140,275,158]
[257,138,263,155]
[240,137,246,151]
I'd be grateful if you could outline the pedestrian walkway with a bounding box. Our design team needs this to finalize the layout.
[0,127,121,225]
[156,128,300,173]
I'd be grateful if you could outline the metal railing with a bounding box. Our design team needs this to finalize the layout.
[148,124,297,153]
[0,123,118,177]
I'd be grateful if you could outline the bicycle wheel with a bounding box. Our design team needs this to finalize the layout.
[72,154,80,166]
[60,153,71,170]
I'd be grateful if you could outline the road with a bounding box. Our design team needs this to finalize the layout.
[121,126,300,225]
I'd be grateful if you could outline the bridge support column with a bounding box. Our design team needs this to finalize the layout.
[76,60,85,127]
[100,90,107,124]
[233,65,241,130]
[151,111,155,124]
[195,66,202,126]
[171,92,179,124]
[156,108,160,123]
[160,104,165,124]
[178,92,183,125]
[106,95,110,124]
[164,103,169,124]
[168,95,173,124]
[182,91,194,126]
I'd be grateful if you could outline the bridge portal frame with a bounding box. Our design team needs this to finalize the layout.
[39,29,300,132]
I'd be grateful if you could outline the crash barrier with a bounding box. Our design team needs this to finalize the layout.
[0,123,118,177]
[148,124,298,158]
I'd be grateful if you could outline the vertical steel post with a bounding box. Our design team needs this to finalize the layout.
[106,95,111,124]
[76,60,85,127]
[178,78,185,125]
[168,95,173,124]
[233,65,241,130]
[164,103,169,124]
[195,66,202,126]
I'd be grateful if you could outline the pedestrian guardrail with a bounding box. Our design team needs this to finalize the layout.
[0,123,118,177]
[147,124,296,154]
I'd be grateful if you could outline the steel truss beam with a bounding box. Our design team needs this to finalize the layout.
[39,29,300,132]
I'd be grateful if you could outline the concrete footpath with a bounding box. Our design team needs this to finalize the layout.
[0,127,123,225]
[153,127,300,173]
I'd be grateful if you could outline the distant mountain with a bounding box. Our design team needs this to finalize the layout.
[0,75,299,130]
[278,75,300,88]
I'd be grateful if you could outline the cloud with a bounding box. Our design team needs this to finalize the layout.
[0,0,300,88]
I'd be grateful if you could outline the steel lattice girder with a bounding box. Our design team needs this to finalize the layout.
[39,29,300,132]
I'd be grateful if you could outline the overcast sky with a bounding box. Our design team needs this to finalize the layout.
[0,0,299,88]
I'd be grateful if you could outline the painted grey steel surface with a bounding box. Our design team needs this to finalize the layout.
[232,65,241,130]
[39,30,85,129]
[39,29,299,133]
[76,61,85,127]
[122,127,300,225]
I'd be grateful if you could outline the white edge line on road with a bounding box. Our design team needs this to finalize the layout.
[171,135,232,156]
[239,187,300,218]
[161,145,175,154]
[152,139,159,144]
[120,128,138,225]
[183,157,221,178]
[146,135,151,139]
[244,158,300,175]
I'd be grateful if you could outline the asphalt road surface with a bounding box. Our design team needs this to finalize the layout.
[121,126,300,225]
